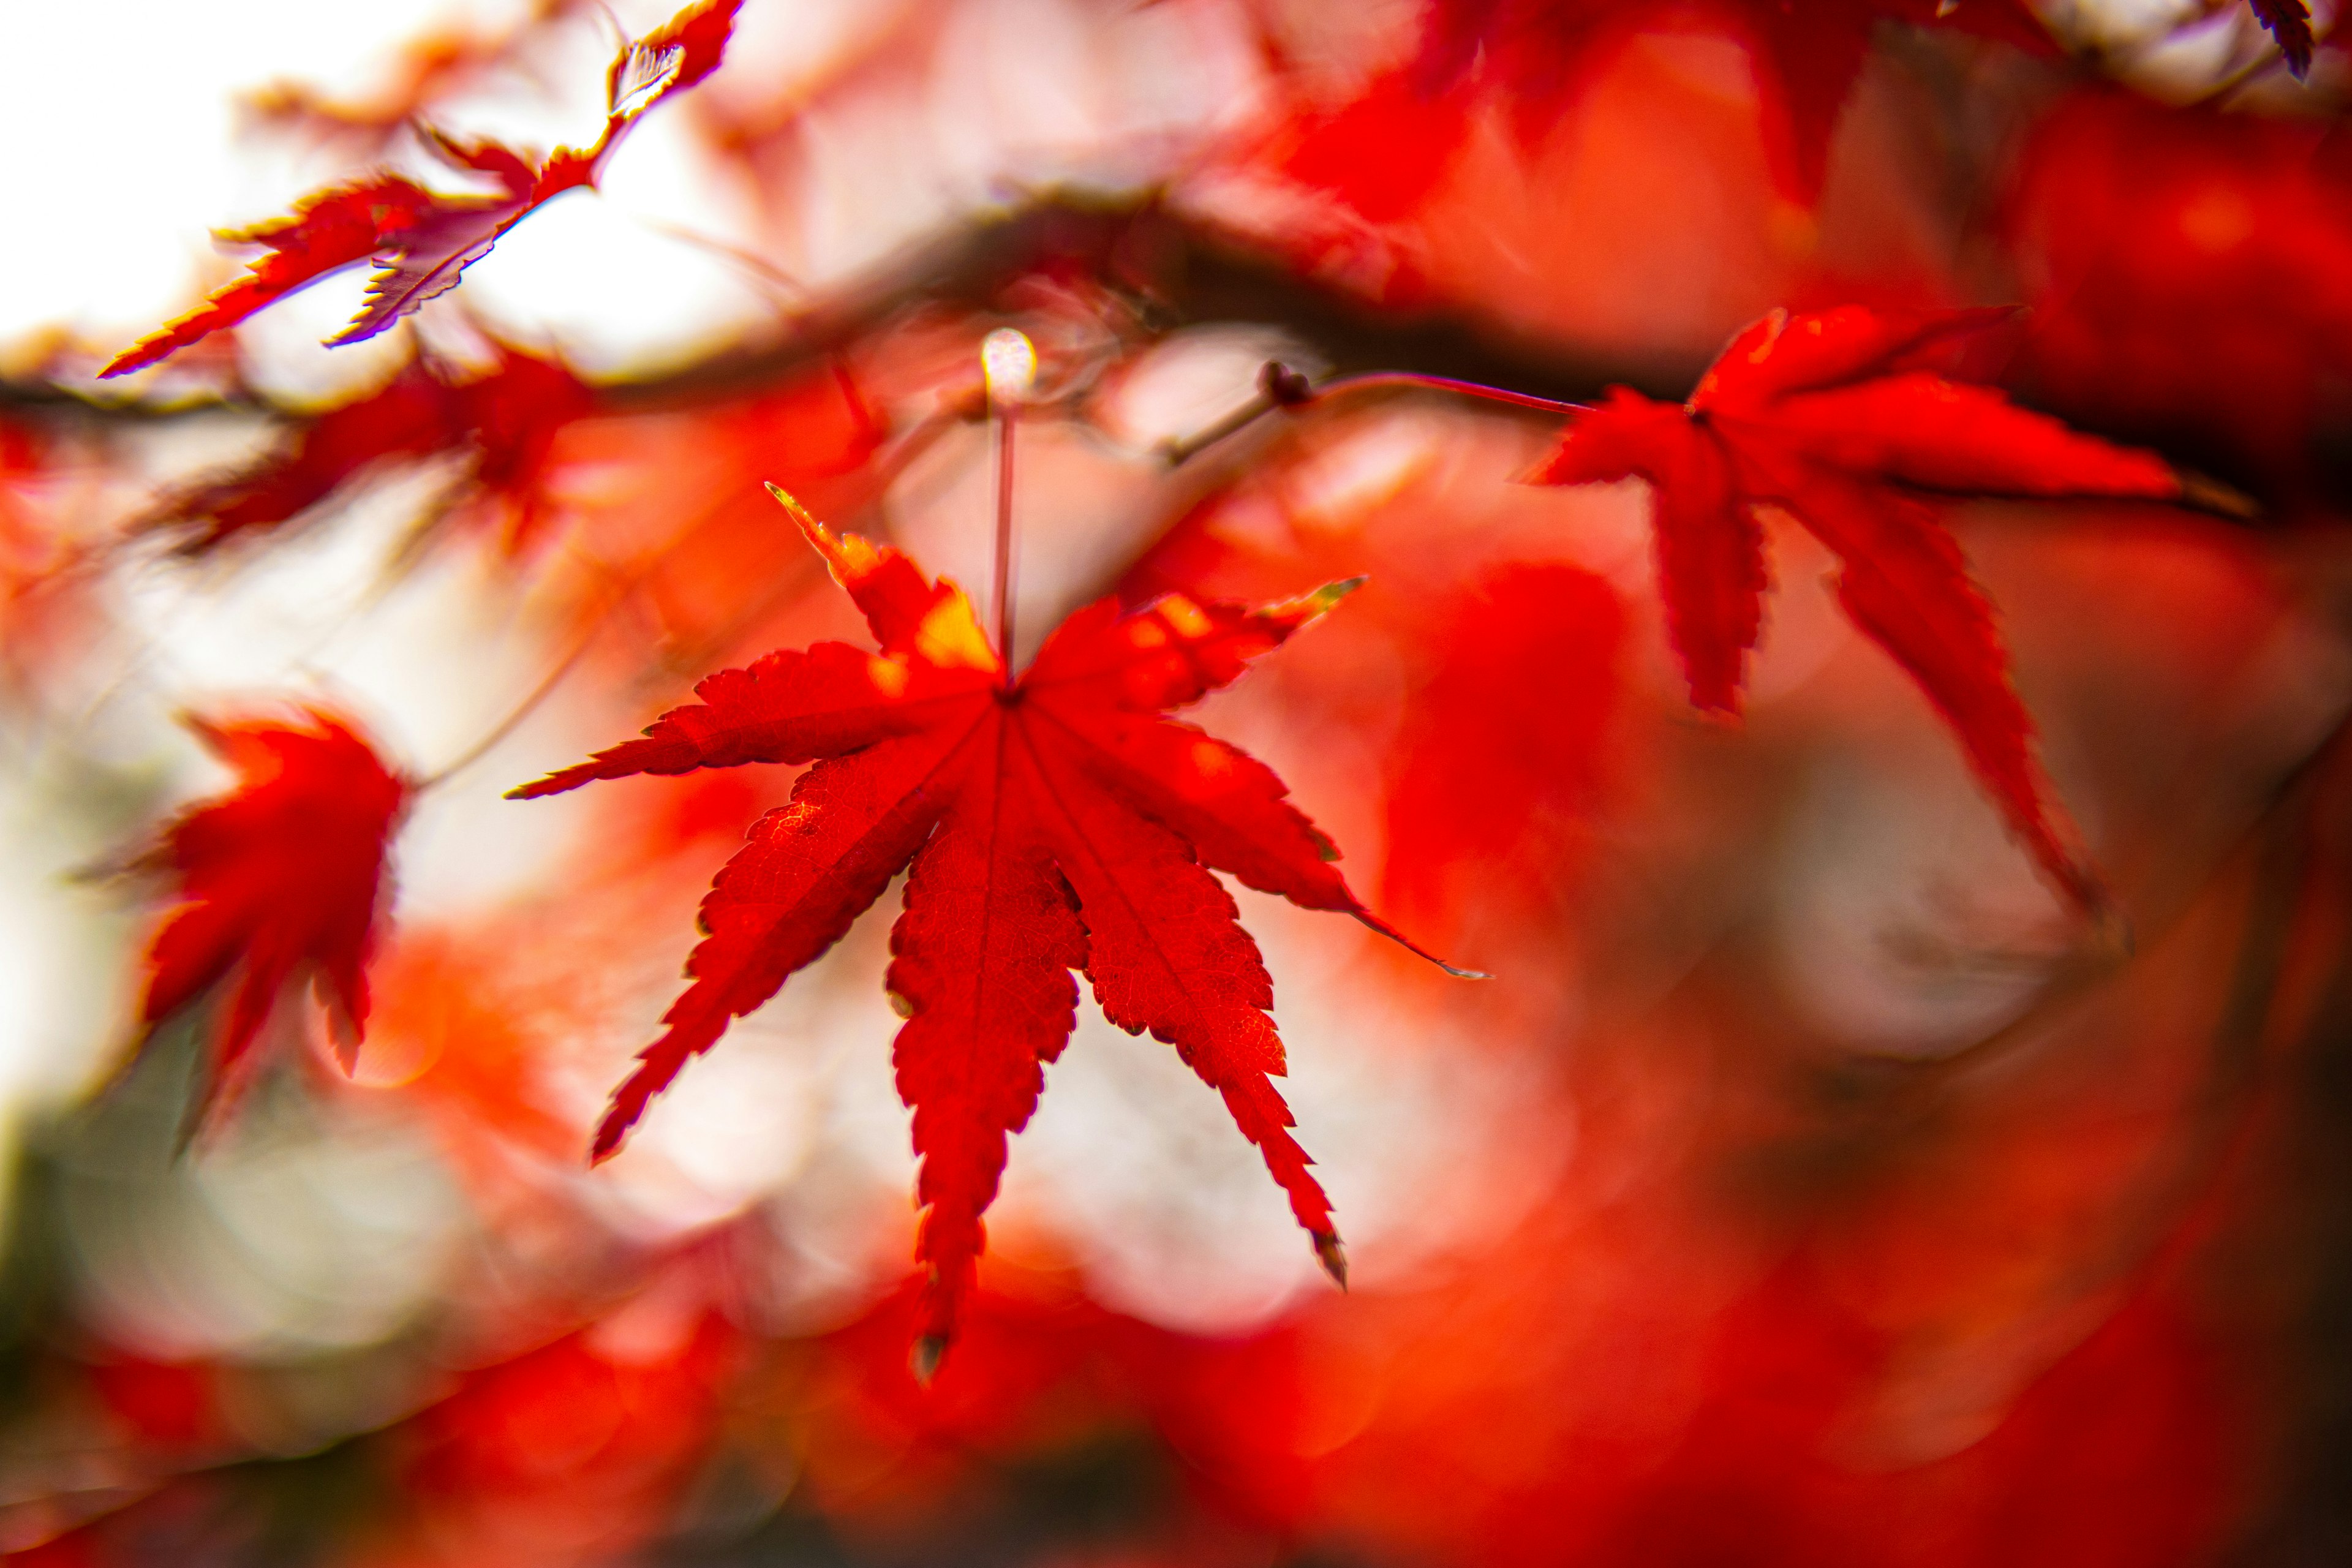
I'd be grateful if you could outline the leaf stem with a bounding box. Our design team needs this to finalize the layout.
[1313,370,1589,415]
[1159,362,1589,465]
[982,329,1035,681]
[993,396,1017,684]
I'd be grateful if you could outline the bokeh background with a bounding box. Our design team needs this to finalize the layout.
[4,0,2352,1562]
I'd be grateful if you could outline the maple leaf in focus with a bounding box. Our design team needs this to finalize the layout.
[512,494,1455,1373]
[1531,306,2190,910]
[130,709,409,1114]
[98,0,741,377]
[145,345,595,556]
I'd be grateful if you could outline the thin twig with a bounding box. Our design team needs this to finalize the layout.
[406,448,836,793]
[1157,393,1276,466]
[412,614,609,791]
[1160,361,1589,466]
[1315,370,1590,415]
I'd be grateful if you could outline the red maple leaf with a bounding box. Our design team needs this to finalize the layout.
[511,493,1454,1372]
[131,708,409,1112]
[1530,305,2191,910]
[98,0,741,377]
[145,345,596,555]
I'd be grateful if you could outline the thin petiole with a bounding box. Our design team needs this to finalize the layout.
[981,329,1036,682]
[1159,362,1589,465]
[1311,370,1588,415]
[993,402,1016,681]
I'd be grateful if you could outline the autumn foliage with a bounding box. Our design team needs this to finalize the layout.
[128,708,407,1117]
[513,492,1455,1364]
[96,0,744,376]
[1531,304,2190,909]
[4,0,2350,1563]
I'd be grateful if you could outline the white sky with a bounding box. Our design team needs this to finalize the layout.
[1,0,511,352]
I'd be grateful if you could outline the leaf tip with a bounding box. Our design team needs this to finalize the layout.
[910,1333,948,1386]
[2052,854,2128,943]
[330,1020,363,1076]
[322,307,399,350]
[1351,908,1485,979]
[2086,894,2134,960]
[1313,1231,1348,1291]
[1274,577,1368,629]
[503,769,573,800]
[1319,575,1370,605]
[2176,469,2259,521]
[768,481,844,563]
[587,1112,631,1167]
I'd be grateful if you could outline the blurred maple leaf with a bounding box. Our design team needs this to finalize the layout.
[98,0,742,376]
[144,345,596,556]
[129,708,409,1116]
[1283,0,2053,218]
[512,493,1456,1373]
[1383,564,1626,937]
[1532,305,2192,910]
[2006,90,2352,490]
[397,1310,739,1549]
[0,418,101,701]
